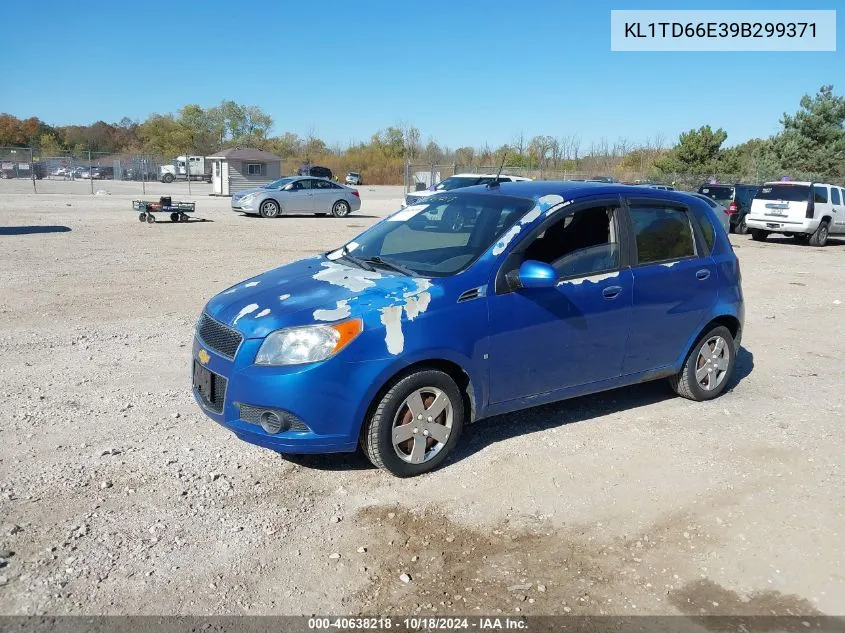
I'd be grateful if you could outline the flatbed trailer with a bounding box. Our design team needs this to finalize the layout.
[132,197,196,223]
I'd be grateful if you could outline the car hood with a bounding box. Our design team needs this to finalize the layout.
[405,189,439,200]
[204,256,438,339]
[232,187,270,199]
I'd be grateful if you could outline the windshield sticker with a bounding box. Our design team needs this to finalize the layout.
[558,271,619,286]
[314,299,352,322]
[233,303,259,325]
[492,225,521,256]
[313,261,382,292]
[387,204,428,222]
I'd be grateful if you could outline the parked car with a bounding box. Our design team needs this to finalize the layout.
[745,181,845,246]
[297,165,333,180]
[404,173,532,206]
[231,176,361,218]
[194,181,744,476]
[91,166,114,180]
[345,172,363,186]
[696,183,760,234]
[688,192,731,233]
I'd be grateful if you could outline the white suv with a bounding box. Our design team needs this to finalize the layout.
[745,181,845,247]
[404,173,532,207]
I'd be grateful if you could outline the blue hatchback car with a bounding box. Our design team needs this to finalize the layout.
[192,182,744,476]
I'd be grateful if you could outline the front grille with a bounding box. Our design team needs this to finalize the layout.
[197,313,243,359]
[194,365,227,414]
[238,403,309,433]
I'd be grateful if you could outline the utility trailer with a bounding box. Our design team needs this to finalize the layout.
[133,197,196,223]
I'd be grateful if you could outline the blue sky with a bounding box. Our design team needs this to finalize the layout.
[1,0,842,149]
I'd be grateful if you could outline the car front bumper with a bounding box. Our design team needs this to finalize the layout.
[191,336,390,454]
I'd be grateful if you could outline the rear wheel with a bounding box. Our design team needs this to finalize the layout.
[259,200,280,218]
[146,213,156,223]
[332,200,351,218]
[750,229,768,242]
[361,369,464,477]
[670,325,736,401]
[808,220,830,247]
[170,212,179,222]
[734,215,749,235]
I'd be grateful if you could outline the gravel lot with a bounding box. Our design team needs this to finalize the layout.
[0,179,843,618]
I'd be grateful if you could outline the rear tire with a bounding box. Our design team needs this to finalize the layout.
[808,220,830,247]
[332,200,351,218]
[361,369,464,477]
[170,212,179,222]
[735,215,749,235]
[750,229,768,242]
[670,325,735,402]
[146,213,156,223]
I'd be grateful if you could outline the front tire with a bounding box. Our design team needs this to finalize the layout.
[162,173,174,184]
[332,200,351,217]
[809,220,830,247]
[259,200,280,218]
[750,229,768,242]
[670,325,735,401]
[361,369,464,477]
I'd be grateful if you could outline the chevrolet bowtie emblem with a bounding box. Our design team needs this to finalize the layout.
[198,349,211,365]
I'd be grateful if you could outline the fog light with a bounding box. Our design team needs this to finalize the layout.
[260,411,284,435]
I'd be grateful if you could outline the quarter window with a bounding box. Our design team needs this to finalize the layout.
[813,185,828,204]
[247,163,263,176]
[629,205,696,265]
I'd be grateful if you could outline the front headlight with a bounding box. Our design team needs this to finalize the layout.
[238,193,256,204]
[254,319,363,366]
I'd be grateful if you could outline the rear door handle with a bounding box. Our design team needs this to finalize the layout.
[696,269,711,280]
[602,285,623,299]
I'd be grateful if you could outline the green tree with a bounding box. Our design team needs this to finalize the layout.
[655,125,728,174]
[39,133,63,156]
[769,85,845,180]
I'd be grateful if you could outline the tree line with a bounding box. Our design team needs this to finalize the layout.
[1,87,843,184]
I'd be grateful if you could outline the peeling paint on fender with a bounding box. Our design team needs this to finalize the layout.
[314,261,382,292]
[313,299,352,322]
[233,303,259,325]
[255,308,271,318]
[379,306,404,354]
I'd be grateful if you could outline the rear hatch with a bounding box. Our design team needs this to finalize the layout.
[750,183,811,223]
[697,185,734,206]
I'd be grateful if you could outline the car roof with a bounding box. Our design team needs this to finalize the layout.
[446,180,709,203]
[449,173,531,180]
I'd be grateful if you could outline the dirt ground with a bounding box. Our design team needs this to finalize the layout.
[0,179,843,618]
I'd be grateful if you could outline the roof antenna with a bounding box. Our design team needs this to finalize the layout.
[487,152,507,188]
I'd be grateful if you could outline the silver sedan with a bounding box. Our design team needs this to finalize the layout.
[231,177,362,218]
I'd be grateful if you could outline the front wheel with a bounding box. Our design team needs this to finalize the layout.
[331,200,351,217]
[259,200,280,218]
[170,212,180,222]
[750,229,768,242]
[669,325,736,401]
[162,173,174,184]
[361,369,464,477]
[809,220,830,247]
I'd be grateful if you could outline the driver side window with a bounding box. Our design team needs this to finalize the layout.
[522,205,620,279]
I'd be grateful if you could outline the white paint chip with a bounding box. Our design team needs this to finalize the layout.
[380,306,405,354]
[314,299,352,322]
[244,281,260,288]
[314,262,382,292]
[233,303,259,325]
[559,271,620,286]
[279,294,291,301]
[492,225,521,256]
[255,308,271,318]
[520,206,541,225]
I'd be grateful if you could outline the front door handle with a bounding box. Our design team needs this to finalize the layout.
[602,285,623,299]
[696,269,711,280]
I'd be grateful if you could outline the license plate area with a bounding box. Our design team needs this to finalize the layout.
[193,360,218,410]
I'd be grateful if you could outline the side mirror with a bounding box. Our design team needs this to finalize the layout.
[508,260,557,290]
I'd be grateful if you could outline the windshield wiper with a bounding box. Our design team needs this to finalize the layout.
[362,256,416,277]
[329,245,376,271]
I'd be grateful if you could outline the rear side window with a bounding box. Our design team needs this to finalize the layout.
[813,186,828,204]
[629,205,696,265]
[757,184,811,202]
[832,188,842,205]
[698,186,734,203]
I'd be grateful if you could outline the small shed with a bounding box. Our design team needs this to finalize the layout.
[206,147,282,196]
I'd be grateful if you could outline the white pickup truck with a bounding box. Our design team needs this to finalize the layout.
[745,181,845,247]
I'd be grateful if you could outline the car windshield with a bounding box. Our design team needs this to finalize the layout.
[333,192,535,277]
[348,172,359,177]
[264,177,296,190]
[433,176,484,191]
[756,184,811,202]
[698,185,734,202]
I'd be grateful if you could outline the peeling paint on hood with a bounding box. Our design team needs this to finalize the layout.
[314,299,352,322]
[233,303,259,325]
[313,261,383,292]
